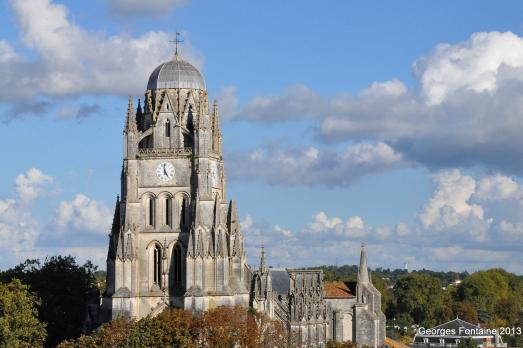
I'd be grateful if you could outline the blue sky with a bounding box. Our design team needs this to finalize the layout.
[1,0,523,273]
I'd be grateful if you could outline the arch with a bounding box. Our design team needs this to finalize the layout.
[165,119,171,137]
[152,244,162,286]
[143,193,156,228]
[165,196,172,227]
[171,243,183,284]
[174,192,189,230]
[157,192,174,229]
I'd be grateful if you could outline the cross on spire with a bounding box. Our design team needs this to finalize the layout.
[169,32,184,59]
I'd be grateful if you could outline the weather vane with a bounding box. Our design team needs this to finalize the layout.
[169,32,184,58]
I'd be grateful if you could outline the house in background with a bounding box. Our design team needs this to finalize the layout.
[413,318,506,348]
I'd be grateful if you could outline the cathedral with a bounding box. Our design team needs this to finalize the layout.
[101,49,385,347]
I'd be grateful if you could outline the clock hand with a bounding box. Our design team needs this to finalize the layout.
[163,164,168,176]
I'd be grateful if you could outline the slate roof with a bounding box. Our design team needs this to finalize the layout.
[269,269,290,295]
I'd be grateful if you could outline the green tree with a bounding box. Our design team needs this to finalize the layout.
[372,274,393,315]
[455,268,523,325]
[457,337,476,348]
[0,279,46,347]
[0,256,98,347]
[452,302,478,324]
[392,273,452,326]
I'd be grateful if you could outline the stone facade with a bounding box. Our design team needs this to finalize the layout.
[101,53,385,347]
[252,245,386,347]
[101,54,250,320]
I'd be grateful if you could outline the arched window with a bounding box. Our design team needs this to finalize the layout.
[153,245,162,286]
[165,197,172,227]
[172,244,182,283]
[148,197,155,227]
[165,120,171,137]
[180,198,186,228]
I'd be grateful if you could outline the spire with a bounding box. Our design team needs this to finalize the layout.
[125,96,137,133]
[212,100,222,153]
[136,99,142,115]
[227,200,240,234]
[358,243,370,284]
[259,245,266,273]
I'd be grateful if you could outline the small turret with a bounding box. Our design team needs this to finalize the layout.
[259,245,266,273]
[211,100,222,154]
[124,96,138,134]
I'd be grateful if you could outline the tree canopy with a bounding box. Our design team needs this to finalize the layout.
[0,279,46,348]
[58,306,291,348]
[0,256,98,347]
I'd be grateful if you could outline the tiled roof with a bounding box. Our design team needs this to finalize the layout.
[324,281,355,298]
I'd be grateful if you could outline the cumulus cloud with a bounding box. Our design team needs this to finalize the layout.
[15,168,53,203]
[419,170,484,229]
[224,31,523,176]
[1,0,201,101]
[108,0,187,16]
[240,170,523,272]
[413,31,523,105]
[0,169,53,266]
[55,194,112,234]
[228,142,403,187]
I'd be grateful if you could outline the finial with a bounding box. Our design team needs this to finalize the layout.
[169,32,184,60]
[259,244,266,273]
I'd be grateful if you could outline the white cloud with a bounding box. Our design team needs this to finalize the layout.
[1,0,201,102]
[0,169,52,265]
[108,0,187,16]
[360,79,407,98]
[55,194,112,234]
[475,174,519,201]
[216,85,239,120]
[419,170,484,229]
[310,212,343,233]
[224,31,523,176]
[228,142,403,187]
[239,169,523,273]
[15,168,53,203]
[274,225,294,238]
[414,31,523,105]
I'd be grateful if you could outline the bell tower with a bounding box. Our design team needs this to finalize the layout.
[102,48,250,319]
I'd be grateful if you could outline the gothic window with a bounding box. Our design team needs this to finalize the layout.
[183,133,191,148]
[148,196,156,227]
[165,120,171,137]
[172,244,182,283]
[165,197,172,227]
[153,245,162,286]
[180,198,186,228]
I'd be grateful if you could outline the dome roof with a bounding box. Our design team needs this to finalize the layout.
[147,57,206,90]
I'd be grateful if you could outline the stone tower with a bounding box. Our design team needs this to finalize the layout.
[102,52,250,320]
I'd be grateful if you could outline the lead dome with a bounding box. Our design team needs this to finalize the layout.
[147,57,206,90]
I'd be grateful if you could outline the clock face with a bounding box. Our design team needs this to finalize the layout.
[156,162,175,183]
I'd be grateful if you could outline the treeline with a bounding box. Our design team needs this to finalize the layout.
[1,257,523,347]
[314,264,469,286]
[59,306,290,348]
[315,265,523,347]
[0,256,99,347]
